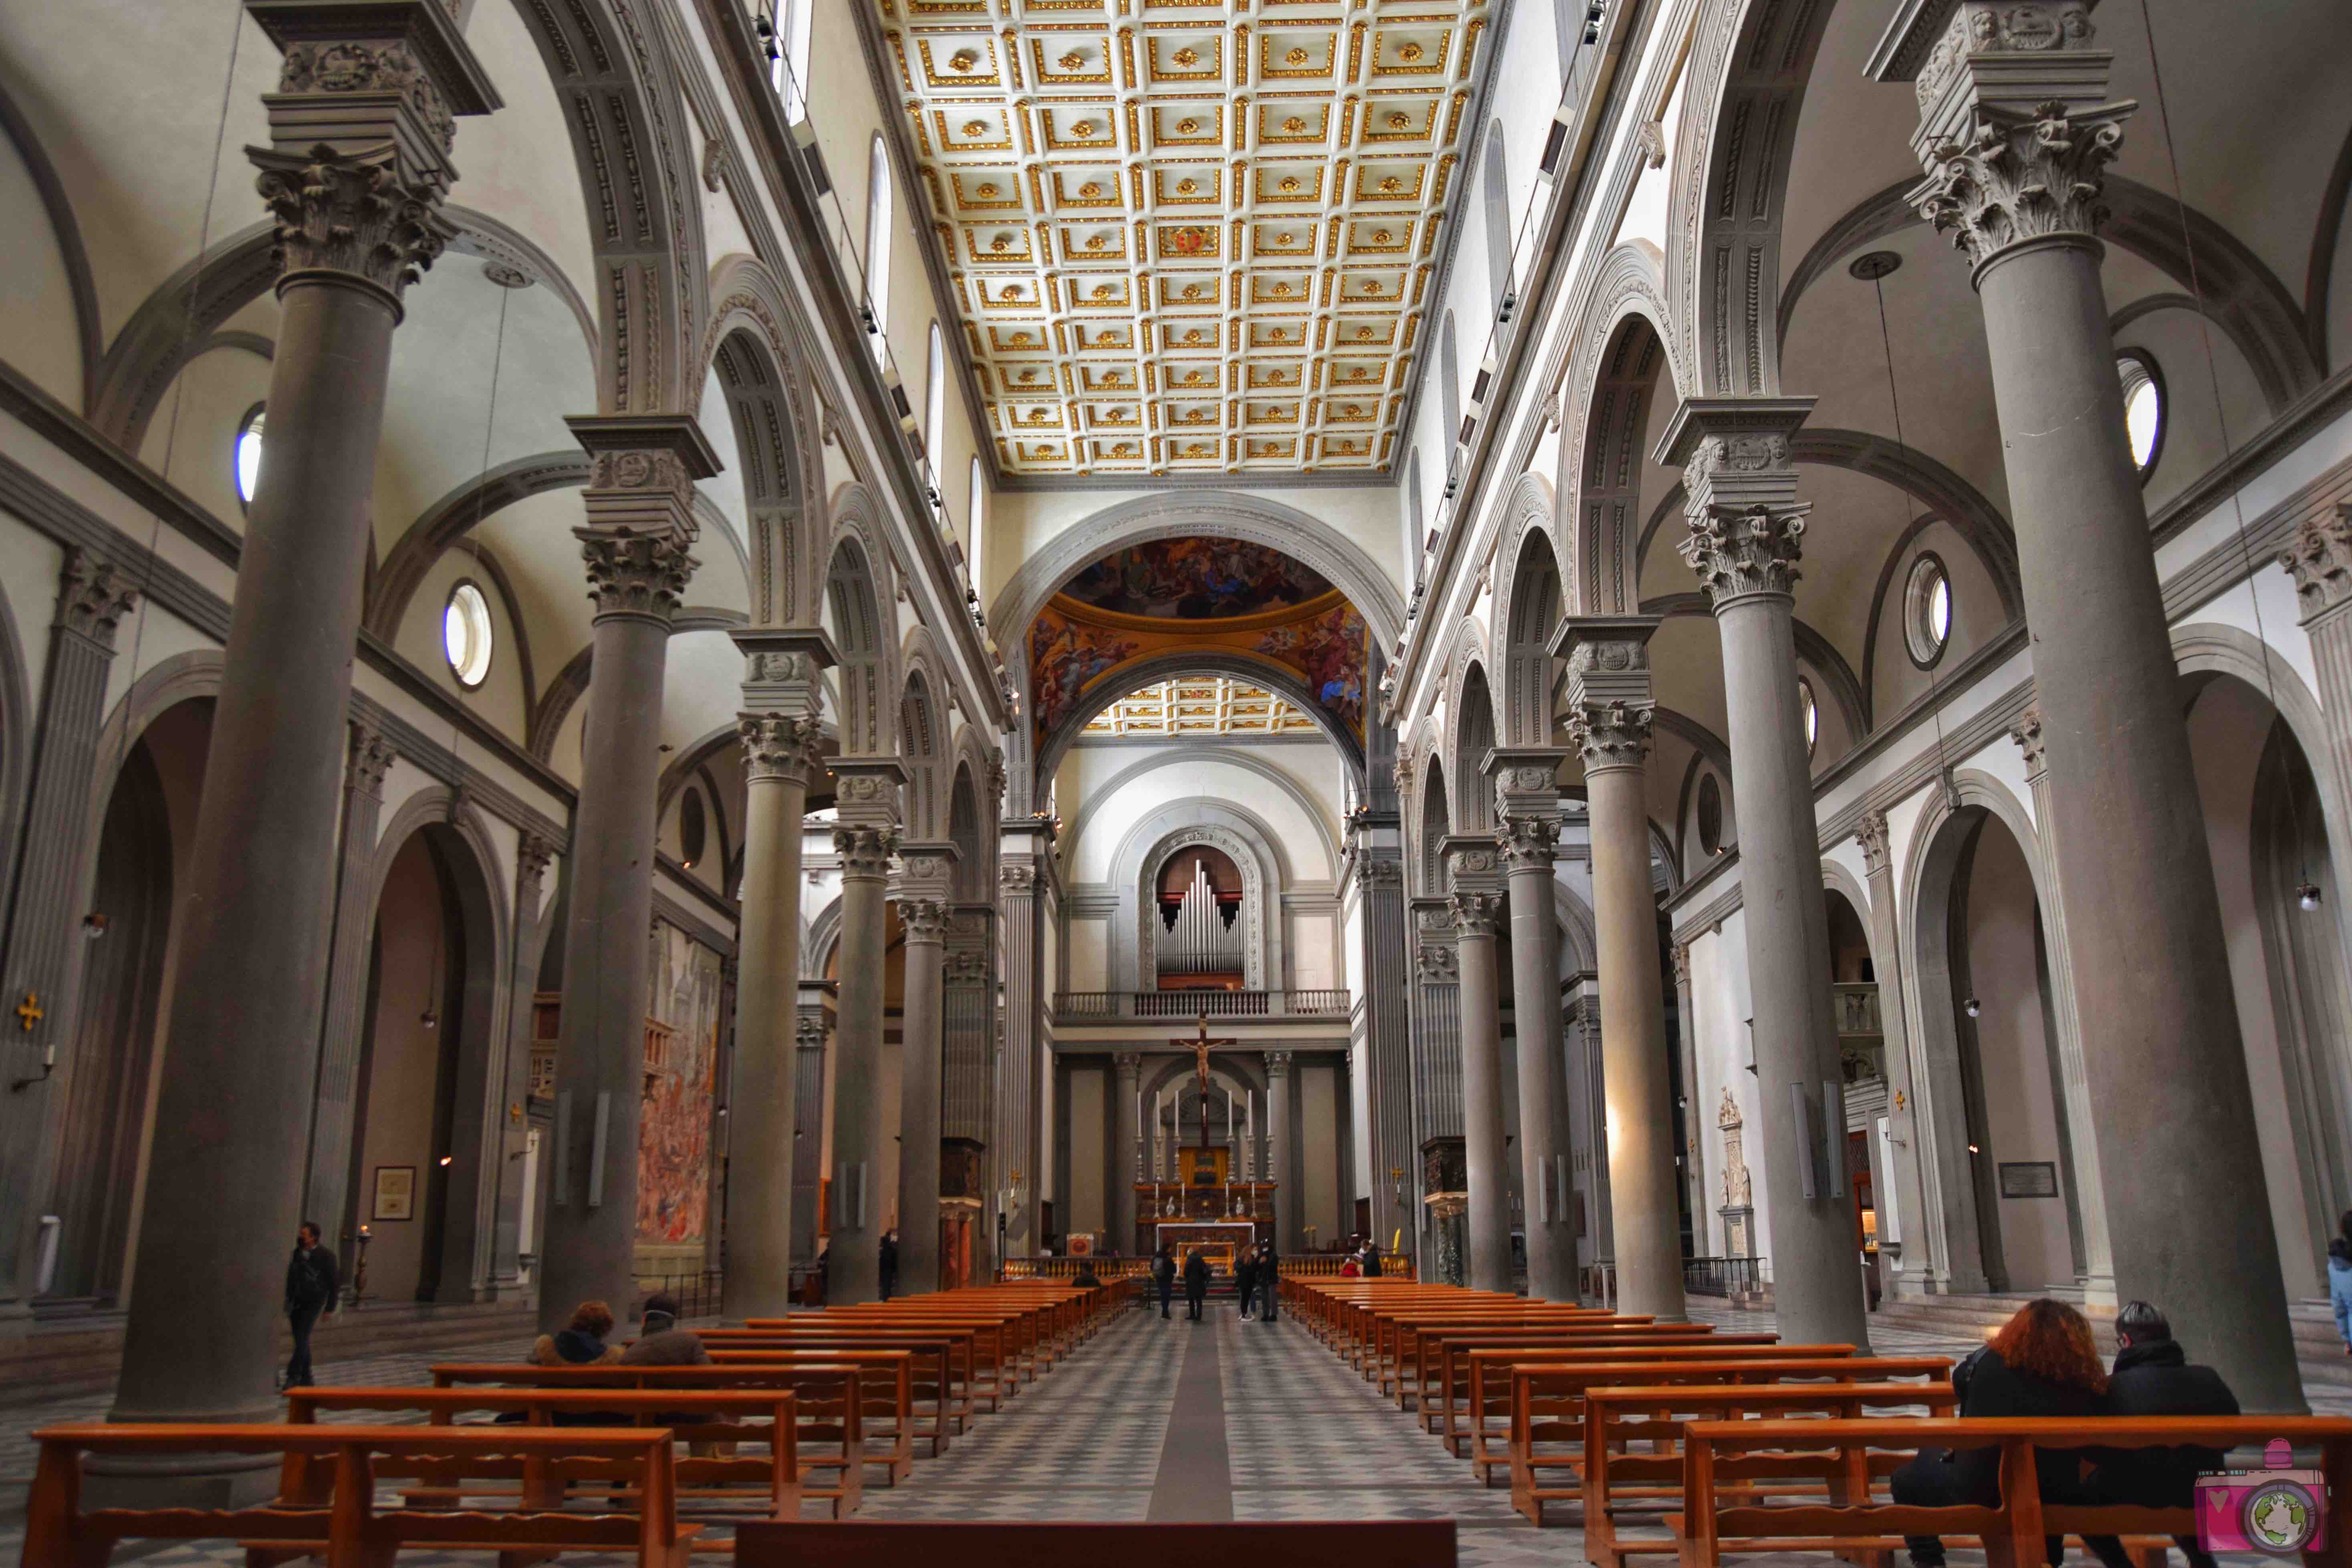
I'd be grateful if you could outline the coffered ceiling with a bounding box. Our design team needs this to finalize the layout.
[869,0,1495,483]
[1082,678,1320,736]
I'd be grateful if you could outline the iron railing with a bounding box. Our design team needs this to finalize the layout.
[635,1267,724,1321]
[1683,1256,1763,1298]
[1054,989,1350,1020]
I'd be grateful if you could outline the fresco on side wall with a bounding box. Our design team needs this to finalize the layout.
[638,922,721,1248]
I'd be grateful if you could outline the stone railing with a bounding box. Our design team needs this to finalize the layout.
[1053,989,1351,1020]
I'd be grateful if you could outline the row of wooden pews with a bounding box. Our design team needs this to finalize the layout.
[1281,1276,2352,1568]
[23,1276,1135,1568]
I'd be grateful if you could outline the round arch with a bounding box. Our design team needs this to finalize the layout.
[700,256,829,626]
[1559,251,1683,616]
[824,484,900,758]
[1492,473,1567,747]
[1060,749,1343,884]
[1439,621,1497,834]
[1031,649,1368,797]
[1126,815,1280,993]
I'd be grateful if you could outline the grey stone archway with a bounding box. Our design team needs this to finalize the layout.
[1109,806,1289,994]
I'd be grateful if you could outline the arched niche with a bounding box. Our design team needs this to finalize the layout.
[1109,808,1288,994]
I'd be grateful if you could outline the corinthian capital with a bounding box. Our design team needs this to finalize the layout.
[1574,699,1655,773]
[578,528,696,623]
[795,1013,828,1050]
[1682,506,1808,606]
[1499,812,1560,872]
[1670,942,1692,987]
[244,1,499,299]
[833,825,899,880]
[738,712,826,786]
[1910,99,2130,270]
[346,719,398,796]
[2279,505,2352,627]
[897,897,950,942]
[1448,891,1501,938]
[1856,807,1892,876]
[2009,703,2049,777]
[57,547,142,647]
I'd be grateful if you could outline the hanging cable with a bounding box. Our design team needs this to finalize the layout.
[1854,250,1961,812]
[2136,0,2319,909]
[87,8,246,945]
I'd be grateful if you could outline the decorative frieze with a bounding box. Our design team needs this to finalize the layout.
[738,713,826,786]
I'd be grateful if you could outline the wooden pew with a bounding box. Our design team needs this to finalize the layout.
[697,1326,973,1448]
[1580,1379,1958,1566]
[748,1312,1014,1413]
[688,1349,917,1477]
[1409,1322,1755,1431]
[734,1518,1455,1568]
[277,1386,800,1523]
[431,1361,871,1518]
[1388,1309,1637,1407]
[1671,1415,2352,1568]
[1506,1355,1947,1522]
[24,1423,699,1568]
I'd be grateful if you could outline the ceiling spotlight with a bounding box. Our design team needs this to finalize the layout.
[2299,882,2324,912]
[1962,996,1981,1018]
[420,1008,439,1029]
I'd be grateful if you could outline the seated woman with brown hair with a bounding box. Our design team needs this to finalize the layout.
[1891,1298,2110,1567]
[530,1300,623,1367]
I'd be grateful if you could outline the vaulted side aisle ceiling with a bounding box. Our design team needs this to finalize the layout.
[872,0,1496,482]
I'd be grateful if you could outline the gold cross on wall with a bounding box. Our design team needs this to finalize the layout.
[15,992,42,1033]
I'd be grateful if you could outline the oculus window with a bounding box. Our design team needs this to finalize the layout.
[2118,351,2165,476]
[1696,772,1724,857]
[1800,678,1818,758]
[443,580,494,689]
[1904,553,1952,669]
[234,405,266,508]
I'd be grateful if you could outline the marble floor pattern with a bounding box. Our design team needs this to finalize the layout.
[0,1298,2335,1565]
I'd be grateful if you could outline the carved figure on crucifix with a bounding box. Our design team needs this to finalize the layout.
[1175,1013,1237,1150]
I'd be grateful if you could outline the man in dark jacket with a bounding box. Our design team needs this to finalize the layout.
[1363,1239,1383,1278]
[1258,1246,1279,1322]
[1182,1249,1209,1320]
[2082,1302,2239,1568]
[621,1292,712,1366]
[282,1222,338,1390]
[879,1230,899,1300]
[1153,1245,1176,1318]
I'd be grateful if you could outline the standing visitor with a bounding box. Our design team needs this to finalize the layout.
[1182,1248,1209,1321]
[1153,1244,1176,1319]
[1363,1238,1383,1278]
[1259,1244,1280,1323]
[879,1228,899,1300]
[280,1222,338,1391]
[2329,1211,2352,1356]
[1235,1244,1259,1319]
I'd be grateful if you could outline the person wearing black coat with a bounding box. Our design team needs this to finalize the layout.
[2079,1302,2239,1568]
[1152,1245,1177,1318]
[1182,1249,1210,1320]
[1235,1245,1259,1319]
[1890,1300,2109,1567]
[879,1230,899,1300]
[1362,1240,1383,1279]
[281,1222,339,1390]
[1258,1247,1279,1322]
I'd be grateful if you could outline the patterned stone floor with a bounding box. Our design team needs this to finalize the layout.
[0,1298,2332,1564]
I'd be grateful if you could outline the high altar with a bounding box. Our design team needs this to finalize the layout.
[1132,1020,1276,1257]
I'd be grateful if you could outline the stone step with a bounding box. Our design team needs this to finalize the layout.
[1869,1292,2352,1388]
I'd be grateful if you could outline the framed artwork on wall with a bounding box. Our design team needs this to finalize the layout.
[373,1165,417,1221]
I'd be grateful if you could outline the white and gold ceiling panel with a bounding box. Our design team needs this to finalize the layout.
[874,0,1494,481]
[1082,678,1322,738]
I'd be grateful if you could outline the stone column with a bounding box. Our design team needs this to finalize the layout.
[1266,1050,1297,1248]
[537,416,719,1331]
[997,818,1055,1254]
[790,992,830,1276]
[1447,834,1513,1293]
[0,553,141,1318]
[1875,0,2291,1407]
[1851,812,1929,1293]
[108,3,495,1455]
[1410,895,1464,1280]
[1670,942,1707,1240]
[1489,749,1577,1303]
[1111,1053,1142,1253]
[2006,709,2115,1300]
[490,831,556,1285]
[1558,617,1688,1321]
[893,856,953,1296]
[1343,817,1415,1261]
[300,721,400,1248]
[1659,397,1869,1353]
[826,759,903,1304]
[725,694,826,1321]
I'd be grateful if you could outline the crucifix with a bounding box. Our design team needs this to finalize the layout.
[1176,1012,1236,1151]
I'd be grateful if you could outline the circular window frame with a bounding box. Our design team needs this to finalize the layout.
[2117,349,2167,481]
[1695,772,1724,858]
[1799,677,1819,759]
[442,579,495,690]
[679,786,707,869]
[1903,552,1953,671]
[233,403,267,513]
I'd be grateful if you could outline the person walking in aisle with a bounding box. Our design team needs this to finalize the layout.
[1182,1248,1209,1321]
[281,1222,338,1390]
[1235,1244,1259,1320]
[1153,1244,1176,1319]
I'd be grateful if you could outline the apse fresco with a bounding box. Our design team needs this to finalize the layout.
[1030,563,1366,743]
[638,922,720,1249]
[1059,538,1335,620]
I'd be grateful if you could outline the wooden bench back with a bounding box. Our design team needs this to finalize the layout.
[734,1519,1456,1567]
